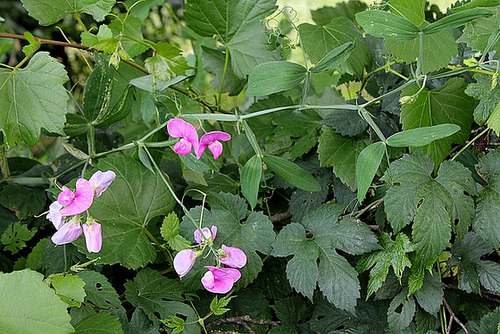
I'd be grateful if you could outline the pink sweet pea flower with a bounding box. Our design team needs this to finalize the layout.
[58,179,94,216]
[218,245,247,269]
[82,219,102,253]
[51,219,83,245]
[89,171,116,197]
[167,118,199,155]
[196,131,231,159]
[47,201,65,230]
[173,249,198,277]
[194,226,217,244]
[201,266,241,294]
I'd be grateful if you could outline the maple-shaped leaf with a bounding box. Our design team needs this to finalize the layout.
[271,204,379,312]
[400,78,474,166]
[449,233,500,294]
[0,52,68,146]
[382,152,475,263]
[465,73,500,125]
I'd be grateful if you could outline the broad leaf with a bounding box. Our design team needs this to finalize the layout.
[413,271,443,314]
[202,45,246,96]
[355,10,420,41]
[73,312,123,334]
[247,61,307,96]
[263,155,320,192]
[0,269,73,333]
[83,156,175,269]
[311,2,368,25]
[322,109,368,137]
[0,52,68,146]
[240,155,263,208]
[145,42,189,81]
[387,291,416,332]
[465,73,500,125]
[21,0,115,25]
[76,271,122,310]
[386,124,461,148]
[50,273,86,307]
[458,12,500,55]
[400,78,474,166]
[382,152,475,262]
[356,141,385,202]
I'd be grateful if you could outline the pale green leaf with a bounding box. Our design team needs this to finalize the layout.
[145,42,189,81]
[386,124,461,148]
[310,42,355,73]
[241,155,263,208]
[0,52,68,146]
[50,273,86,307]
[263,155,320,192]
[247,61,307,96]
[160,213,191,251]
[457,11,500,54]
[0,269,73,333]
[388,0,426,27]
[74,312,123,334]
[422,8,493,35]
[355,10,421,40]
[451,0,500,12]
[356,141,385,202]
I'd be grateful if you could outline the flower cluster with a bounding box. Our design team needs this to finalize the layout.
[47,171,116,253]
[167,118,231,160]
[173,226,247,294]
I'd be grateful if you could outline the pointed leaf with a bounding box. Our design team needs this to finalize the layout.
[82,54,113,123]
[247,61,307,96]
[240,155,262,208]
[355,10,421,41]
[386,124,461,148]
[263,155,320,192]
[356,141,386,202]
[310,42,355,73]
[422,8,493,35]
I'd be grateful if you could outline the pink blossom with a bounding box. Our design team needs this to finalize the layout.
[58,179,94,216]
[196,131,231,159]
[173,249,198,277]
[218,245,247,269]
[194,226,217,244]
[167,118,199,155]
[82,220,102,253]
[47,201,65,230]
[51,219,83,245]
[89,171,116,197]
[201,266,241,294]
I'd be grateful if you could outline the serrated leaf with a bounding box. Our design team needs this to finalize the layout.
[318,126,370,190]
[247,61,307,96]
[386,124,461,148]
[422,8,493,35]
[465,73,500,125]
[310,42,355,73]
[387,292,416,332]
[382,152,475,262]
[160,213,191,251]
[21,0,115,25]
[76,270,122,309]
[145,42,189,81]
[356,141,386,202]
[82,156,175,269]
[289,172,329,222]
[210,296,235,316]
[355,10,421,40]
[241,155,262,209]
[322,109,368,137]
[457,11,500,54]
[413,271,443,314]
[263,155,320,192]
[50,273,86,307]
[73,312,123,334]
[1,221,36,254]
[298,18,370,77]
[0,269,73,333]
[400,78,474,166]
[0,52,69,146]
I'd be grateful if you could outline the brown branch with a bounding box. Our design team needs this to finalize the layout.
[443,297,469,334]
[0,32,89,50]
[270,212,292,223]
[207,315,282,334]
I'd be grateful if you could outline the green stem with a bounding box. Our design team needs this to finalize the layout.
[450,127,490,162]
[142,226,173,263]
[87,125,96,157]
[217,48,230,109]
[242,121,263,157]
[74,12,88,32]
[0,142,10,181]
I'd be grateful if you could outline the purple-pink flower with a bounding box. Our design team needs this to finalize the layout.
[89,171,116,197]
[201,266,241,294]
[58,178,94,216]
[194,226,217,244]
[218,245,247,269]
[82,218,102,253]
[173,249,198,277]
[51,218,83,245]
[167,118,231,160]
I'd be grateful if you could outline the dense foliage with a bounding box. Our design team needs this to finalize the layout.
[2,0,500,332]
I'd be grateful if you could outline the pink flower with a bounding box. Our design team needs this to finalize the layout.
[201,266,241,294]
[196,131,231,159]
[218,245,247,269]
[167,118,199,155]
[51,219,83,245]
[47,202,65,230]
[58,179,94,216]
[82,219,102,253]
[89,171,116,197]
[194,226,217,244]
[173,249,198,277]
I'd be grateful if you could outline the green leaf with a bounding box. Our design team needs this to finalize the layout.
[22,31,41,56]
[322,109,368,137]
[82,54,113,124]
[241,155,263,208]
[160,212,191,251]
[387,291,415,332]
[210,296,235,316]
[20,0,115,25]
[386,124,461,148]
[400,78,474,166]
[76,270,122,310]
[382,152,475,262]
[1,221,36,254]
[465,73,500,125]
[50,273,86,307]
[487,102,500,135]
[247,61,307,96]
[355,10,421,40]
[145,42,189,81]
[388,0,426,27]
[451,0,500,12]
[0,52,68,146]
[0,184,46,220]
[413,271,443,314]
[184,0,279,79]
[202,45,246,96]
[263,155,320,192]
[83,156,175,269]
[65,113,90,137]
[318,126,370,190]
[356,141,386,202]
[422,8,493,35]
[357,233,414,297]
[73,312,123,334]
[457,11,500,54]
[311,2,368,25]
[298,17,370,77]
[310,42,355,73]
[81,25,113,48]
[0,269,73,333]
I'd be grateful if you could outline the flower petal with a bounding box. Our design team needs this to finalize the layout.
[59,179,94,216]
[173,138,193,155]
[210,226,217,241]
[194,227,213,244]
[47,201,65,230]
[173,249,198,277]
[89,170,116,197]
[197,131,231,159]
[57,186,75,205]
[167,118,199,152]
[201,266,241,294]
[219,245,247,268]
[82,221,102,253]
[51,219,82,245]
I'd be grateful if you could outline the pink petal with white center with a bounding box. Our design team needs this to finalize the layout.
[83,221,102,253]
[194,226,217,244]
[89,170,116,197]
[173,249,198,277]
[173,138,193,155]
[167,118,199,153]
[201,266,241,294]
[57,186,75,205]
[47,201,65,230]
[59,179,94,216]
[196,131,231,159]
[51,219,83,245]
[219,245,247,268]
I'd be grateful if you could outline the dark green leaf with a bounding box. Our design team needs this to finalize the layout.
[50,274,86,308]
[356,10,421,40]
[413,271,443,314]
[202,46,246,96]
[322,109,368,137]
[263,155,320,191]
[386,124,461,148]
[64,114,90,137]
[1,221,36,254]
[0,184,45,220]
[240,155,262,208]
[356,141,386,202]
[247,61,307,96]
[74,312,123,334]
[76,270,122,310]
[310,42,355,73]
[82,54,113,123]
[387,292,415,332]
[465,73,500,125]
[422,8,493,35]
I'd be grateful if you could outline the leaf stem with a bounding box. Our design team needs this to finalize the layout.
[450,127,490,161]
[217,48,230,109]
[142,225,173,263]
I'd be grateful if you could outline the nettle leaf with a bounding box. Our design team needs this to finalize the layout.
[73,312,123,334]
[474,149,500,247]
[160,213,191,251]
[185,0,278,79]
[400,78,474,166]
[271,296,312,332]
[20,0,115,25]
[464,307,500,334]
[465,73,500,125]
[247,61,307,96]
[449,233,500,294]
[272,204,378,312]
[322,109,368,137]
[83,156,175,269]
[0,269,73,333]
[298,17,370,77]
[387,291,416,332]
[1,221,36,254]
[145,42,189,81]
[0,52,68,146]
[382,152,475,263]
[357,233,414,298]
[50,273,86,308]
[76,270,122,310]
[318,126,370,190]
[413,270,443,314]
